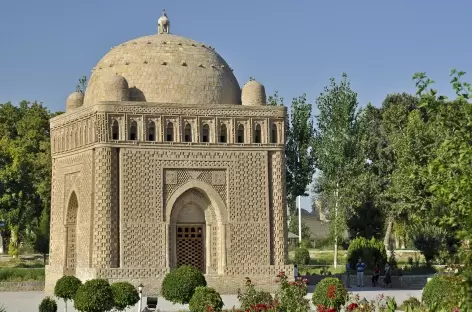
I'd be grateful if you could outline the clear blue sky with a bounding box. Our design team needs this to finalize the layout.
[1,0,471,211]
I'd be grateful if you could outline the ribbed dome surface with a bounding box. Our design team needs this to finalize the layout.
[83,34,241,106]
[242,80,266,106]
[66,91,84,111]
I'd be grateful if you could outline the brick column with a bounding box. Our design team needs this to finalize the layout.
[270,151,288,265]
[93,147,119,268]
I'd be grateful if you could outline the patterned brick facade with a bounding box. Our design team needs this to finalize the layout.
[45,25,292,295]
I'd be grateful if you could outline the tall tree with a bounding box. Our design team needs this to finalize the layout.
[313,73,362,267]
[285,94,316,214]
[412,70,472,306]
[377,93,423,250]
[34,208,50,265]
[0,101,58,256]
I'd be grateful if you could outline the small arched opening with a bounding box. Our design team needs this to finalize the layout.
[65,191,78,275]
[271,124,278,143]
[184,124,192,142]
[166,122,174,142]
[237,124,244,143]
[129,120,138,140]
[148,121,156,141]
[219,124,227,143]
[111,120,119,140]
[201,124,210,143]
[254,124,262,143]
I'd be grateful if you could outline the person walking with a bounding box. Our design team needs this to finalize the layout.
[372,264,380,286]
[355,258,366,287]
[383,263,392,288]
[345,260,351,288]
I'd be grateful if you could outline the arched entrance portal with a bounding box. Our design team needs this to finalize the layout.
[175,200,205,272]
[167,181,228,275]
[65,191,78,274]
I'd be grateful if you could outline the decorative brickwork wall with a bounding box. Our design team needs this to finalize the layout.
[93,147,119,268]
[47,102,290,295]
[46,150,93,291]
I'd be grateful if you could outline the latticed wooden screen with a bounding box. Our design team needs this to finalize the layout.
[176,225,204,272]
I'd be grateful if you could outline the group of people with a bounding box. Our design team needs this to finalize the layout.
[345,258,393,288]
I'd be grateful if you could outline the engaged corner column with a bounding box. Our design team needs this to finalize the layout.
[92,147,120,268]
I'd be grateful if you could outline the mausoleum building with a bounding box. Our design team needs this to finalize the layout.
[45,11,292,294]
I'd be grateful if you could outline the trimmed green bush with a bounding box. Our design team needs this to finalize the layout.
[74,279,115,312]
[111,281,140,311]
[294,247,310,266]
[162,265,207,304]
[422,275,462,311]
[38,297,57,312]
[53,275,82,309]
[347,237,387,269]
[312,277,347,309]
[189,286,224,312]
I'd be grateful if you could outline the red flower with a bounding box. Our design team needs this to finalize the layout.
[317,305,327,312]
[328,308,336,312]
[327,284,336,299]
[348,302,359,311]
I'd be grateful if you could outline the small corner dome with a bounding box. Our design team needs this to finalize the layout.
[242,79,266,106]
[66,91,84,111]
[87,73,130,103]
[109,73,129,89]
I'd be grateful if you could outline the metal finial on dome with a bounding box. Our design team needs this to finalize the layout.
[158,9,170,34]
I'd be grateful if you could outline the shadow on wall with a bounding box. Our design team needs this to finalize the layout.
[129,87,147,102]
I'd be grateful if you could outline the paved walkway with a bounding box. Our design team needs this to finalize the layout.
[0,288,421,312]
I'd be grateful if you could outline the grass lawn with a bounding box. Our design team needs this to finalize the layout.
[289,249,438,276]
[0,255,45,282]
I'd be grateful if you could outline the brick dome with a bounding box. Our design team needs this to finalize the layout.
[242,80,266,106]
[83,34,241,106]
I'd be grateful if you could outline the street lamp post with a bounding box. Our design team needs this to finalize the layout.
[297,154,302,244]
[138,283,144,312]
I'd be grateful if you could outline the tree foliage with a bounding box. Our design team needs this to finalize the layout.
[34,208,50,265]
[347,201,384,240]
[285,94,316,213]
[110,281,140,311]
[0,101,61,256]
[313,73,362,263]
[74,279,115,312]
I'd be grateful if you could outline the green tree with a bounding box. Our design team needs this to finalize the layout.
[76,76,87,94]
[0,101,59,256]
[34,208,50,265]
[54,275,82,312]
[267,91,284,106]
[376,93,425,250]
[313,73,362,267]
[347,201,384,240]
[412,69,472,308]
[288,217,312,246]
[285,94,316,215]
